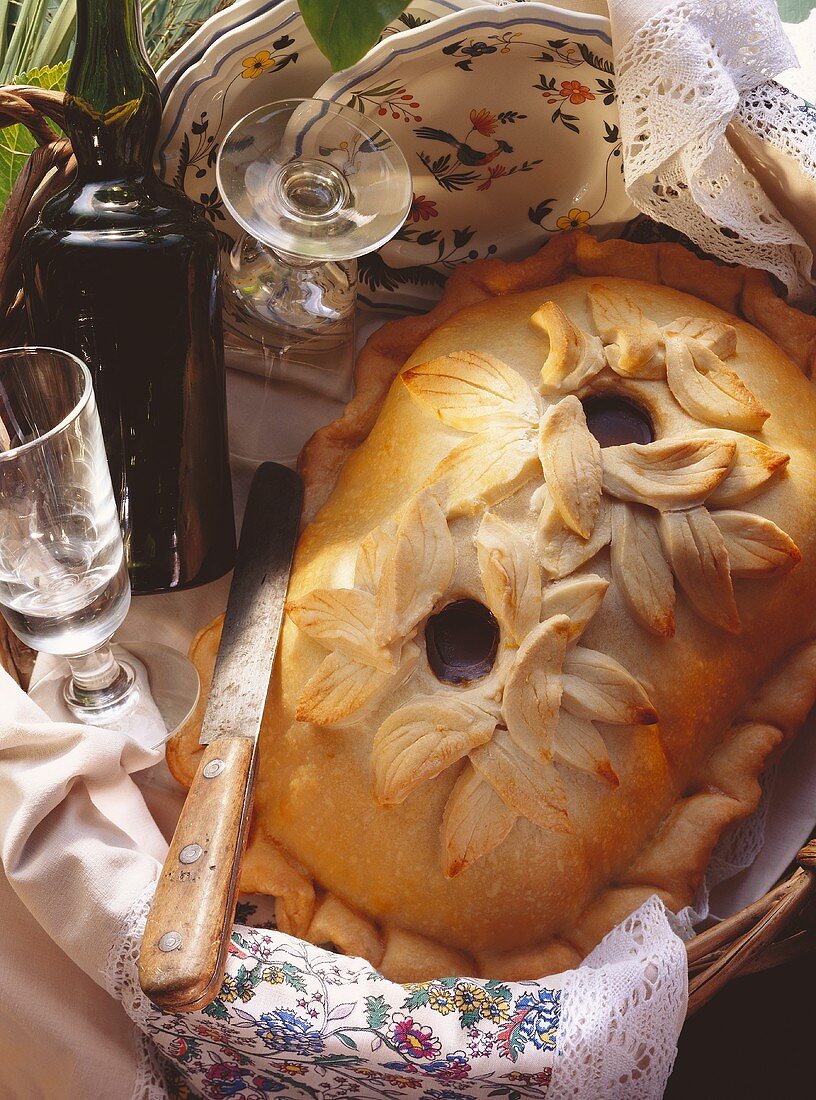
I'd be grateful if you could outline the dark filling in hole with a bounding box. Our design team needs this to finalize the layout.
[582,395,654,448]
[425,599,499,685]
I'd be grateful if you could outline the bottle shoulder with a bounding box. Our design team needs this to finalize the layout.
[36,175,217,240]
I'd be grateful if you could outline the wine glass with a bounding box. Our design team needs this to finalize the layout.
[215,97,411,456]
[0,347,198,732]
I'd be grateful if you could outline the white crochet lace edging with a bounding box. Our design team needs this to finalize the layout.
[103,880,169,1100]
[613,0,815,301]
[736,81,816,180]
[549,895,688,1099]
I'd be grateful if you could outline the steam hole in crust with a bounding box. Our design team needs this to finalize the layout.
[425,599,499,685]
[582,395,654,448]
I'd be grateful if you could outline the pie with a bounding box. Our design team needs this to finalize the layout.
[168,233,816,981]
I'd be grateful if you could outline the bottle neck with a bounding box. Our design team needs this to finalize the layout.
[65,0,161,182]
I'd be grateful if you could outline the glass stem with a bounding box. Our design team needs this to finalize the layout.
[65,643,135,709]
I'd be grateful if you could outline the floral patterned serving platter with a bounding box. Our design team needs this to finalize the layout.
[315,2,637,310]
[156,0,488,239]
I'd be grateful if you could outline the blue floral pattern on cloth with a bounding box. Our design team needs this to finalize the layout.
[119,896,563,1099]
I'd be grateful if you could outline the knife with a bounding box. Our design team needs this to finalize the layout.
[138,461,303,1011]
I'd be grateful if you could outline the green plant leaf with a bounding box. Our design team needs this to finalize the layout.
[0,61,69,212]
[298,0,410,71]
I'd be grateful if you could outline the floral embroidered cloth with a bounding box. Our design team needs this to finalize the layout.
[109,883,687,1099]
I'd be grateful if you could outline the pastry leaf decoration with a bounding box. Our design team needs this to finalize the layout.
[692,430,789,506]
[587,285,665,378]
[534,485,613,579]
[538,395,603,538]
[296,653,396,726]
[469,728,571,833]
[610,501,676,638]
[355,520,397,594]
[531,301,606,393]
[475,512,542,645]
[443,765,518,880]
[375,489,455,647]
[288,588,396,672]
[711,510,802,576]
[426,422,539,518]
[372,697,497,806]
[553,711,619,787]
[658,507,740,634]
[665,336,769,431]
[290,501,655,876]
[538,574,610,641]
[415,515,653,874]
[601,435,737,510]
[402,351,538,431]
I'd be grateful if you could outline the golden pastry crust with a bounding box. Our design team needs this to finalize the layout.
[168,233,816,980]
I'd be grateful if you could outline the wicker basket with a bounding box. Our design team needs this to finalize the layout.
[1,84,814,1017]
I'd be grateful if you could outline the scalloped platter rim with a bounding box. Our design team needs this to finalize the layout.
[315,2,637,310]
[156,0,490,259]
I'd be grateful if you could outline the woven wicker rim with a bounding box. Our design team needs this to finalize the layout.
[0,85,813,1016]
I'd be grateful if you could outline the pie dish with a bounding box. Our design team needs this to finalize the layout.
[168,233,816,981]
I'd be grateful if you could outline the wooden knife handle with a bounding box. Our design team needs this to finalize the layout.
[138,737,256,1011]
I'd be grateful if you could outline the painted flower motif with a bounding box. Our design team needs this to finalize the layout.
[278,1061,308,1076]
[469,107,498,136]
[559,79,595,104]
[409,194,439,222]
[515,989,561,1050]
[390,1012,442,1059]
[555,207,591,231]
[195,1023,231,1043]
[482,996,511,1023]
[467,1025,494,1057]
[257,1009,325,1056]
[251,1076,287,1093]
[260,964,287,984]
[461,40,496,57]
[476,164,508,191]
[203,1062,247,1098]
[497,989,562,1061]
[426,985,458,1015]
[435,1052,471,1080]
[167,1037,188,1058]
[241,49,277,78]
[454,983,488,1015]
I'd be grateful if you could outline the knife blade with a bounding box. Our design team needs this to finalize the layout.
[138,461,303,1012]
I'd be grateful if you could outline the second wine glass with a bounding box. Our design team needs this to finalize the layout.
[216,98,412,415]
[0,347,198,733]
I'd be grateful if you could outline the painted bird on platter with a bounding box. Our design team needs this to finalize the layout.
[414,126,513,166]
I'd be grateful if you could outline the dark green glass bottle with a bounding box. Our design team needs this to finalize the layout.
[22,0,235,593]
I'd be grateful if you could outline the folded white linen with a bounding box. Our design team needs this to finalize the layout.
[0,666,164,984]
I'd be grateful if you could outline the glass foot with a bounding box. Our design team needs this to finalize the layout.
[63,653,138,723]
[29,641,200,738]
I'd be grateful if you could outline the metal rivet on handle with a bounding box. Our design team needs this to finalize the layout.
[179,843,203,865]
[158,931,182,952]
[203,759,225,779]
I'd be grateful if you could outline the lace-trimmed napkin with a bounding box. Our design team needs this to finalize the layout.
[0,659,687,1099]
[607,0,816,301]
